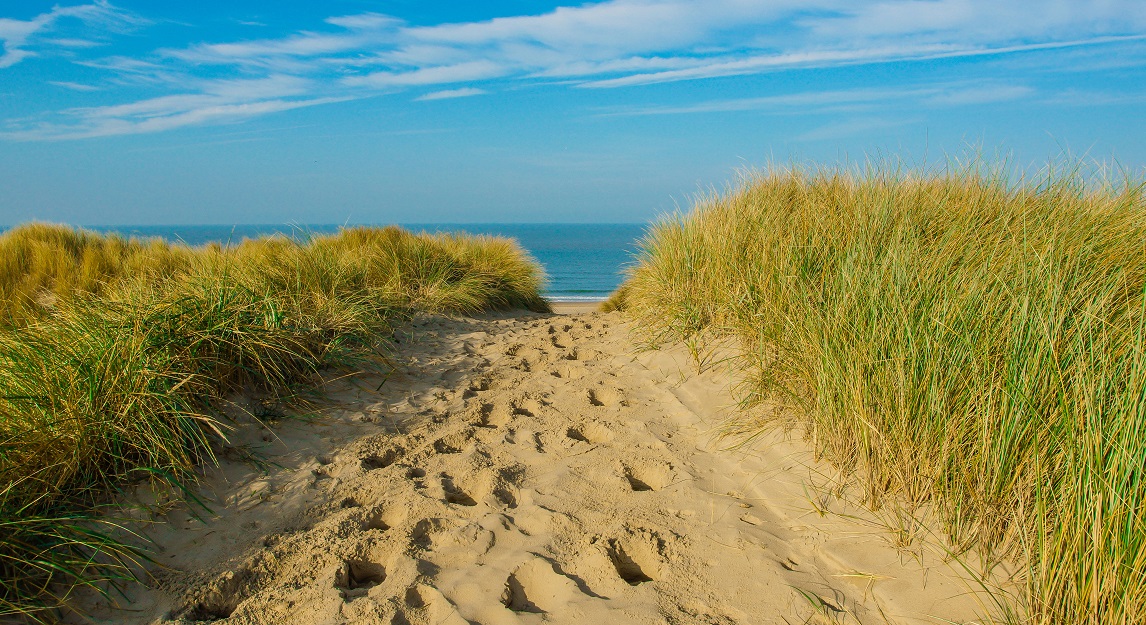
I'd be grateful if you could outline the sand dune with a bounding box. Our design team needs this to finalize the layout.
[73,310,1000,625]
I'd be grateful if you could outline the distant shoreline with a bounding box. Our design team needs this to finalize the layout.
[547,296,606,302]
[550,300,600,314]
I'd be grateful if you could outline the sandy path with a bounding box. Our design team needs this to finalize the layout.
[75,311,996,625]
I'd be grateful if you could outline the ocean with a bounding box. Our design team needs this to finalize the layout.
[72,223,647,302]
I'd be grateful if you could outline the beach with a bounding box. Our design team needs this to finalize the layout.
[72,308,995,625]
[549,301,601,314]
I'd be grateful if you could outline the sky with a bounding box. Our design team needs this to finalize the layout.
[1,1,1144,226]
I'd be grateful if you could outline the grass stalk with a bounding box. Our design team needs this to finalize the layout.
[616,162,1146,624]
[0,223,548,621]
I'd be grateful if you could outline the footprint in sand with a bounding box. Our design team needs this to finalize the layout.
[433,433,467,454]
[335,558,387,598]
[89,312,997,625]
[566,347,599,362]
[588,386,623,407]
[622,460,674,492]
[462,377,491,399]
[361,505,404,531]
[478,401,512,427]
[501,556,584,613]
[512,397,543,417]
[410,517,457,550]
[360,445,404,471]
[440,473,480,507]
[550,361,586,380]
[603,526,668,586]
[403,584,470,625]
[565,420,615,444]
[183,567,254,620]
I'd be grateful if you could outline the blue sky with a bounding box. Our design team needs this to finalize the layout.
[1,1,1144,225]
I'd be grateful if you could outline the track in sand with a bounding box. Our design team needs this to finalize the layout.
[73,310,1001,625]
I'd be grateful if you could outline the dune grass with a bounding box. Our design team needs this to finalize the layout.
[0,223,548,621]
[615,163,1146,624]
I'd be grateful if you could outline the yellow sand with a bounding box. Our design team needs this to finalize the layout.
[72,311,1001,625]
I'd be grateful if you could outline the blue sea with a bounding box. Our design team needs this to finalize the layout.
[73,224,646,301]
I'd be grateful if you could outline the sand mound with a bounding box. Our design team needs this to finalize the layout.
[72,311,1004,624]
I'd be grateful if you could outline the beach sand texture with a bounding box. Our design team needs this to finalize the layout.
[75,310,997,625]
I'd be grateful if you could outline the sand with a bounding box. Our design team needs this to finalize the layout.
[550,301,601,314]
[72,310,1003,625]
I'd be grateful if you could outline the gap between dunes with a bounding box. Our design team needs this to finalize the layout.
[71,309,1005,625]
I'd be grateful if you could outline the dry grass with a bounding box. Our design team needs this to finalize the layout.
[0,223,548,621]
[616,163,1146,624]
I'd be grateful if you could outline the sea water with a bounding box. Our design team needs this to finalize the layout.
[76,223,646,301]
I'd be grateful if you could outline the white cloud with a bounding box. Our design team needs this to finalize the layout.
[345,60,507,87]
[0,47,30,68]
[580,44,959,88]
[59,97,346,139]
[531,55,708,78]
[402,1,791,52]
[325,13,400,31]
[415,87,487,101]
[581,35,1146,88]
[68,75,309,119]
[6,97,347,140]
[7,75,342,140]
[48,80,101,91]
[0,2,144,68]
[606,87,929,115]
[804,0,1146,43]
[603,82,1034,116]
[7,0,1145,139]
[40,38,102,48]
[170,33,373,69]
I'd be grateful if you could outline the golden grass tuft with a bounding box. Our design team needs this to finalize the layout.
[599,282,630,312]
[617,163,1146,624]
[0,223,548,620]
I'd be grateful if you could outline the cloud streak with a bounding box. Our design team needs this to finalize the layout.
[581,35,1146,88]
[600,81,1035,116]
[4,0,1146,139]
[0,1,144,68]
[4,75,348,140]
[415,87,487,101]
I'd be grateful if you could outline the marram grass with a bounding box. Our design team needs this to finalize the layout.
[616,164,1146,624]
[0,223,548,621]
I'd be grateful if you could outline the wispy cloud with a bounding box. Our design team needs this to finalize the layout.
[5,0,1146,139]
[345,60,507,88]
[581,36,1146,88]
[0,1,144,68]
[415,87,487,101]
[5,75,348,140]
[580,45,957,88]
[48,80,101,91]
[603,82,1034,116]
[5,97,347,141]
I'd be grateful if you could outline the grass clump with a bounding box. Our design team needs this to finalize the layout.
[0,223,548,621]
[0,223,195,325]
[599,283,630,313]
[617,163,1146,624]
